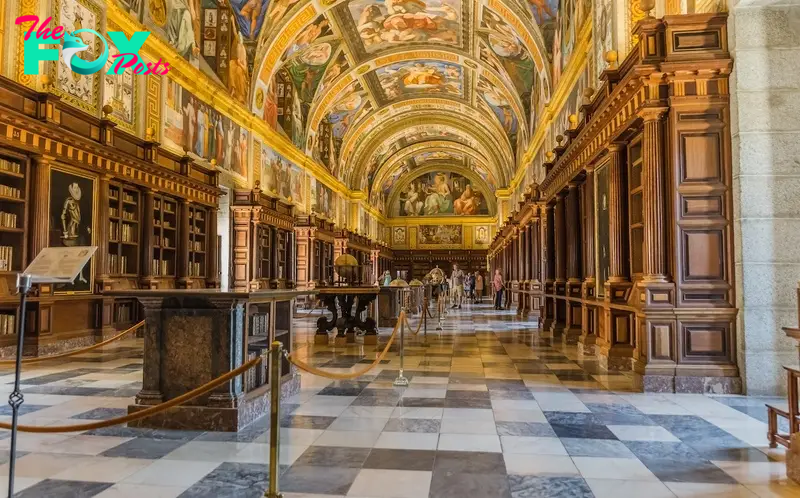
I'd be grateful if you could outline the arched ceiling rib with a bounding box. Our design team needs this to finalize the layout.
[345,112,515,189]
[246,0,556,193]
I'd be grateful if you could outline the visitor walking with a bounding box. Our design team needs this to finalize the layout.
[493,269,505,310]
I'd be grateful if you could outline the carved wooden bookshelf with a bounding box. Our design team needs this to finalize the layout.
[0,75,222,356]
[231,184,296,292]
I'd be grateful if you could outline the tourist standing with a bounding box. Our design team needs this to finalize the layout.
[493,269,505,310]
[475,272,484,303]
[450,264,465,309]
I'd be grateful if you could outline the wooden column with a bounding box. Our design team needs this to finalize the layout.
[580,166,598,354]
[140,188,155,286]
[528,216,543,324]
[230,206,253,292]
[603,143,634,370]
[542,203,555,330]
[641,108,668,282]
[206,207,220,288]
[29,156,51,261]
[550,192,567,335]
[95,174,111,292]
[607,144,628,283]
[564,182,582,343]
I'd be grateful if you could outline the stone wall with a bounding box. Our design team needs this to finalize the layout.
[729,0,800,394]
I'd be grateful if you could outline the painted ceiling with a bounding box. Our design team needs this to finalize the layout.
[124,0,590,215]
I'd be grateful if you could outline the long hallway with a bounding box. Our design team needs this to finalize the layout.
[0,305,792,497]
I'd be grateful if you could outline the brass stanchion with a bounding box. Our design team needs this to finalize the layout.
[393,308,408,387]
[266,341,283,498]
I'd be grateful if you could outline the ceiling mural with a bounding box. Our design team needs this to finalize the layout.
[391,169,494,217]
[345,0,463,53]
[113,0,593,214]
[375,60,463,101]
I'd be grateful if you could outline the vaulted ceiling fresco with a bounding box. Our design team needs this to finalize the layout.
[123,0,591,216]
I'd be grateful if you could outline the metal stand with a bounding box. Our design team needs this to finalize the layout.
[266,341,283,498]
[393,307,409,387]
[8,274,31,498]
[420,297,430,347]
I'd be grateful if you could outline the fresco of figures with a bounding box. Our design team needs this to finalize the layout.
[477,76,518,151]
[261,145,306,208]
[103,39,135,130]
[56,0,101,110]
[347,0,462,53]
[397,171,490,217]
[162,79,249,180]
[311,180,336,220]
[376,60,463,100]
[413,151,462,164]
[140,0,252,105]
[316,81,373,174]
[258,16,339,150]
[418,225,462,245]
[479,8,534,126]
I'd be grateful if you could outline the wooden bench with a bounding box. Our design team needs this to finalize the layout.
[767,366,800,448]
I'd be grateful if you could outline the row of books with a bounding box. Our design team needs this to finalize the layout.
[0,211,18,229]
[154,235,172,248]
[192,226,204,234]
[123,192,136,203]
[0,246,13,271]
[0,314,16,335]
[0,184,21,199]
[188,261,204,277]
[152,259,174,276]
[243,350,270,391]
[121,210,136,221]
[192,240,204,251]
[154,200,175,213]
[189,212,205,221]
[154,220,174,229]
[109,222,136,243]
[115,304,134,323]
[0,159,21,175]
[107,254,130,274]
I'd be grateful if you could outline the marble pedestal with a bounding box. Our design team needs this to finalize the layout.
[110,289,309,432]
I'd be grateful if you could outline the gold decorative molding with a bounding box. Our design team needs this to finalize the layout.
[15,0,39,88]
[145,73,162,141]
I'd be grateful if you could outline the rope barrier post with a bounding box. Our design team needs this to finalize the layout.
[393,309,409,387]
[420,298,429,348]
[436,293,444,332]
[8,273,31,498]
[266,341,283,498]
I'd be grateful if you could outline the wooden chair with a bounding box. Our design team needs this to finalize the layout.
[767,366,800,448]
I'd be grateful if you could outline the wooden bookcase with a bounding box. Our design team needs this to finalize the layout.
[628,136,644,277]
[0,75,221,356]
[257,226,272,281]
[108,182,141,277]
[188,205,208,278]
[231,186,296,291]
[0,150,29,275]
[152,194,178,278]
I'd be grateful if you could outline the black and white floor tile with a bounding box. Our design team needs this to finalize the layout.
[0,305,794,497]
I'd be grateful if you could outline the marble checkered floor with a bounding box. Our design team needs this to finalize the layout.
[0,303,795,497]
